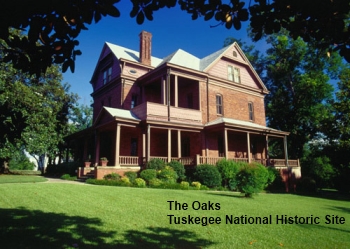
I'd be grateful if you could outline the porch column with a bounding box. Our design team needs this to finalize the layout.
[284,136,289,167]
[114,124,121,166]
[224,128,228,159]
[161,76,166,105]
[95,131,100,166]
[174,75,178,107]
[168,129,171,162]
[265,135,269,166]
[247,132,251,163]
[146,124,151,162]
[177,130,181,158]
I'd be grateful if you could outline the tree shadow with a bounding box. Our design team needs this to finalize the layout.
[0,207,214,248]
[293,189,350,202]
[117,226,215,248]
[328,205,350,214]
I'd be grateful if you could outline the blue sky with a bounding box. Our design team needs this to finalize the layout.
[63,1,266,105]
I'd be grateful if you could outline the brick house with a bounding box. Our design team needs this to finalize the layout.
[68,31,300,186]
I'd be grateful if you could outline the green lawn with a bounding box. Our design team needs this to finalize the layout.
[0,181,349,248]
[0,175,47,184]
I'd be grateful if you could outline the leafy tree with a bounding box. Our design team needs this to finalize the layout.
[262,34,340,159]
[69,102,93,133]
[1,1,349,76]
[0,31,78,171]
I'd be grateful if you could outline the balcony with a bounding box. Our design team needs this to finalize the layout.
[132,102,202,124]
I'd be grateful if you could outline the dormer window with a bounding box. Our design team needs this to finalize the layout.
[228,65,240,83]
[103,66,112,84]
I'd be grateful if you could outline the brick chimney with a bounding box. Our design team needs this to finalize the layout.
[139,31,152,66]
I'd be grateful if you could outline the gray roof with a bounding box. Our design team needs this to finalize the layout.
[205,117,288,134]
[105,41,234,72]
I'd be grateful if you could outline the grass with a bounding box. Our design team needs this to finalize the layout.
[0,180,349,248]
[0,175,47,184]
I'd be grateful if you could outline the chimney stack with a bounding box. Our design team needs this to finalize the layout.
[139,31,152,66]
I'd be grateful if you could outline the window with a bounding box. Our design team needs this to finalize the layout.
[228,65,240,83]
[131,94,138,109]
[131,138,138,156]
[103,66,112,84]
[216,94,223,115]
[248,102,254,121]
[187,93,193,109]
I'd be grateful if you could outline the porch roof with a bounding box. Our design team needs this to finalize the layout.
[103,107,140,121]
[205,117,289,136]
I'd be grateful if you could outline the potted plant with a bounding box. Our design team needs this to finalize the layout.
[84,156,91,167]
[100,157,108,166]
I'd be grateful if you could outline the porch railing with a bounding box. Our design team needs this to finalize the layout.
[119,156,139,165]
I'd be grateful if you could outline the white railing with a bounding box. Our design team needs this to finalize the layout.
[119,156,139,165]
[150,156,168,163]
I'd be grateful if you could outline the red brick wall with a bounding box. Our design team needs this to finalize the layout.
[206,82,266,126]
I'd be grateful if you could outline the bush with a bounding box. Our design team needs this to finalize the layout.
[235,163,269,197]
[265,167,285,192]
[140,169,157,183]
[168,161,186,181]
[146,158,166,170]
[103,173,121,181]
[180,181,190,190]
[134,178,146,187]
[10,170,41,175]
[124,171,138,183]
[296,177,317,193]
[60,174,77,181]
[121,176,131,186]
[157,166,178,183]
[148,178,164,188]
[216,159,242,188]
[46,162,80,176]
[194,164,222,188]
[191,181,201,190]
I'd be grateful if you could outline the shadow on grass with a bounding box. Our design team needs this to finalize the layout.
[294,189,350,202]
[0,207,214,249]
[205,191,248,198]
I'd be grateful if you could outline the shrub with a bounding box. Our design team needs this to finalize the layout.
[216,159,242,187]
[180,181,190,190]
[168,161,186,181]
[235,163,269,197]
[157,166,178,183]
[10,170,41,175]
[146,158,166,170]
[103,173,121,181]
[200,185,210,190]
[296,177,317,193]
[265,167,285,192]
[124,171,138,183]
[148,178,164,188]
[134,178,146,187]
[140,169,157,183]
[121,176,131,185]
[191,181,201,190]
[194,164,222,188]
[60,174,77,181]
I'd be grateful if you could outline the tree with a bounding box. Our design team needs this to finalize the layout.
[69,102,93,133]
[0,33,78,170]
[262,34,341,159]
[1,1,349,76]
